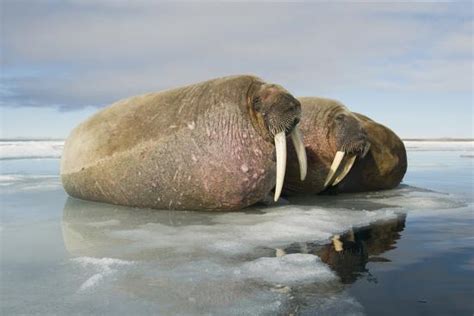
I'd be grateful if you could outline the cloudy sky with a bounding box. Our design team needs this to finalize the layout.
[1,1,472,138]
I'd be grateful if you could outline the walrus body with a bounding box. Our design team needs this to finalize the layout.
[61,75,306,211]
[284,97,370,195]
[335,113,407,192]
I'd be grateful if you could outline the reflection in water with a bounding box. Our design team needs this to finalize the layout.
[4,146,472,315]
[62,196,407,315]
[62,198,339,314]
[62,197,406,279]
[277,215,406,284]
[62,197,222,259]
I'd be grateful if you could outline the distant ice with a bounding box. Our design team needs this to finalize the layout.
[0,140,64,160]
[0,140,471,161]
[0,175,19,184]
[404,140,473,151]
[0,174,61,192]
[1,140,472,161]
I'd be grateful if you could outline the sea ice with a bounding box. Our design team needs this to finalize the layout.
[72,257,133,292]
[241,253,336,284]
[0,140,64,160]
[404,140,473,152]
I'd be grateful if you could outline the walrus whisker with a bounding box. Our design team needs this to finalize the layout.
[332,155,357,186]
[323,151,345,188]
[274,131,287,202]
[341,140,370,158]
[290,127,307,181]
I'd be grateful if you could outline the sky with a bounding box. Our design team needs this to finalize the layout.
[1,1,473,139]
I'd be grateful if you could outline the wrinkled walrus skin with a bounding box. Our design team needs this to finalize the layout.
[283,97,371,195]
[61,75,306,211]
[335,113,407,192]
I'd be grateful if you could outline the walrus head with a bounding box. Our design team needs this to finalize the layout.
[323,110,371,188]
[248,83,307,202]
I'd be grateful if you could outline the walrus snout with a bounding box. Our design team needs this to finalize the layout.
[323,140,371,188]
[287,117,300,134]
[264,94,301,136]
[323,116,371,188]
[342,133,371,158]
[250,84,307,202]
[270,96,306,202]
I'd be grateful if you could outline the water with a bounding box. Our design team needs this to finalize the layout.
[1,140,473,315]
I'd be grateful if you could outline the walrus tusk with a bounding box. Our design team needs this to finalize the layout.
[274,131,287,202]
[275,248,286,257]
[290,127,307,181]
[323,151,345,188]
[332,155,356,186]
[332,235,344,252]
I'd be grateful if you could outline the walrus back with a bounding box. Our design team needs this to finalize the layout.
[61,75,275,210]
[61,75,258,175]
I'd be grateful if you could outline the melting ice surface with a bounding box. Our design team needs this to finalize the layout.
[1,140,473,315]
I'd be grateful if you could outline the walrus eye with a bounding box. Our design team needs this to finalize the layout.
[336,114,344,122]
[253,97,262,112]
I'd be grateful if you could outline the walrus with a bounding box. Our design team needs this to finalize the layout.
[61,75,307,211]
[334,113,407,192]
[283,97,370,195]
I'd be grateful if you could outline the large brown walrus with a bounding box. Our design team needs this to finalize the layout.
[334,113,407,192]
[61,75,307,211]
[283,97,371,195]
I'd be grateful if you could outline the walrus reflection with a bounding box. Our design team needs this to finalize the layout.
[63,197,405,285]
[62,198,304,314]
[276,215,406,284]
[61,197,221,259]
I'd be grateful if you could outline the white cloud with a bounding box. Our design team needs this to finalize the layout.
[1,1,472,109]
[435,21,473,57]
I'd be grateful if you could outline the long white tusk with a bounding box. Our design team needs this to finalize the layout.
[323,151,345,188]
[290,127,307,181]
[332,155,356,186]
[274,131,287,202]
[332,235,344,252]
[275,248,286,257]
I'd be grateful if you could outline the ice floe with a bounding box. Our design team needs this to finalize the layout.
[0,140,64,160]
[72,257,133,292]
[240,253,336,284]
[404,140,473,152]
[0,174,61,192]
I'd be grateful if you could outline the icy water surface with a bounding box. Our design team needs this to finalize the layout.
[1,141,473,315]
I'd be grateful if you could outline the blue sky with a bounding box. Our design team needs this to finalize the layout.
[1,1,472,139]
